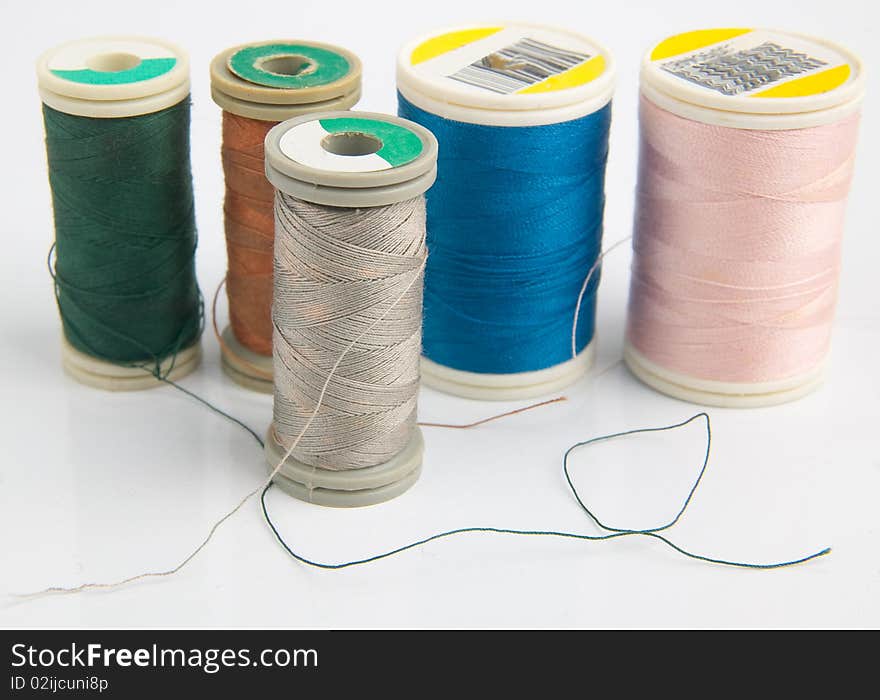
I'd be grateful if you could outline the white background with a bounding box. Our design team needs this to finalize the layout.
[1,0,878,629]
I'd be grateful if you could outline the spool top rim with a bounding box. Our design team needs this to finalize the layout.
[37,36,189,117]
[396,23,615,126]
[210,39,362,119]
[264,111,438,207]
[641,28,865,122]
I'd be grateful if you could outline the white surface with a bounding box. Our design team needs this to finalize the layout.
[1,0,878,629]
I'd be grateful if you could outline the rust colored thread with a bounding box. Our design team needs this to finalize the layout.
[222,111,277,356]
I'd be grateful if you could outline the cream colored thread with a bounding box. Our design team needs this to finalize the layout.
[571,235,633,359]
[420,396,567,429]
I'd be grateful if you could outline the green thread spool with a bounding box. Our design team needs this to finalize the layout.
[37,37,202,390]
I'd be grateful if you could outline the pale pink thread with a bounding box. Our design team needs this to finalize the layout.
[626,96,860,384]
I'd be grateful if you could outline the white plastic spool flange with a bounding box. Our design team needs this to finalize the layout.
[37,36,190,118]
[219,326,273,394]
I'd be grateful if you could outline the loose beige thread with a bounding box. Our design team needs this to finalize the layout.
[571,235,633,359]
[17,219,628,598]
[419,396,568,429]
[17,261,426,598]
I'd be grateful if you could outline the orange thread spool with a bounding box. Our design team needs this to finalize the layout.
[210,40,362,390]
[222,113,276,356]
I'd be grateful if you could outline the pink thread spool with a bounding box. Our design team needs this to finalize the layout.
[625,28,865,407]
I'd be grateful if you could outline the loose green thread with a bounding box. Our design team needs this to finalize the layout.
[17,384,829,598]
[101,368,834,572]
[260,413,831,570]
[157,376,265,448]
[43,100,202,373]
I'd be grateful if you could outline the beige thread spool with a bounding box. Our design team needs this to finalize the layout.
[263,111,438,507]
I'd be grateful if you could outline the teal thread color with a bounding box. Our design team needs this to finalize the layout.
[399,95,609,374]
[51,57,177,85]
[43,100,202,371]
[319,117,423,167]
[228,44,349,89]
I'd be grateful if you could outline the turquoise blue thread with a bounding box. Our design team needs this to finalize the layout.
[397,95,610,374]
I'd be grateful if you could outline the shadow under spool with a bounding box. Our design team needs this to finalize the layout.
[263,111,438,507]
[625,28,865,408]
[37,36,202,390]
[210,40,362,392]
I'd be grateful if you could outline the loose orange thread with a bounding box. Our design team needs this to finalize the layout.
[419,396,567,429]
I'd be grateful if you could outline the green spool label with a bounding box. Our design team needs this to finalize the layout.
[51,57,177,85]
[46,40,181,87]
[279,116,424,172]
[228,43,350,89]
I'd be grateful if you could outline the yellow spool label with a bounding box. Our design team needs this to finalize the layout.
[649,28,854,99]
[409,26,608,95]
[650,29,754,61]
[410,28,503,65]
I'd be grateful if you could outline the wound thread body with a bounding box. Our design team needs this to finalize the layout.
[221,111,277,356]
[627,97,860,385]
[398,96,610,375]
[44,100,202,367]
[271,193,426,470]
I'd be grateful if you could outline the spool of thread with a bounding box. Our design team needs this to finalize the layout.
[263,111,438,506]
[625,28,865,407]
[37,37,202,390]
[210,40,362,392]
[396,24,615,400]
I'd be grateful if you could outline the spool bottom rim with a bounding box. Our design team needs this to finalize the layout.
[61,336,201,391]
[220,325,273,393]
[419,341,596,401]
[265,425,423,507]
[623,342,825,408]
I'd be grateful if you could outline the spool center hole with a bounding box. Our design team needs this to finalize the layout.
[321,132,383,157]
[87,52,142,72]
[260,54,315,76]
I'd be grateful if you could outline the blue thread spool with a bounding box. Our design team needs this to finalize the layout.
[397,24,615,399]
